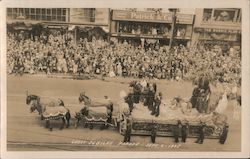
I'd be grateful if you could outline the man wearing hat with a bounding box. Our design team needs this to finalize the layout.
[195,121,206,144]
[123,119,132,143]
[124,88,134,113]
[152,92,162,117]
[173,120,182,143]
[150,122,158,143]
[181,122,189,142]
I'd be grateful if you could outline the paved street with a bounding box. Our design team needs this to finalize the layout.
[6,75,241,151]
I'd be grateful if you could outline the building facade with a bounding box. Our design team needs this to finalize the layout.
[192,8,241,48]
[110,9,194,48]
[6,8,110,41]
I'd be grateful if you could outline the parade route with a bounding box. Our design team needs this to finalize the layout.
[6,75,241,151]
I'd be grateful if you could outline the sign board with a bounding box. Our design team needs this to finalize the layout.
[112,10,172,23]
[195,27,241,34]
[176,14,194,24]
[70,8,109,25]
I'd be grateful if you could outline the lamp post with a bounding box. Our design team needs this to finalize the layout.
[168,8,179,50]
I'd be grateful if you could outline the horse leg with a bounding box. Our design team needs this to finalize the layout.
[45,120,49,128]
[66,112,70,128]
[75,118,80,129]
[60,117,66,130]
[89,123,93,129]
[48,120,53,131]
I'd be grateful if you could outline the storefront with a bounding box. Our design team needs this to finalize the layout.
[110,9,194,49]
[192,8,241,49]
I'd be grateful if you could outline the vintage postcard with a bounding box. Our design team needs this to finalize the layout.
[1,0,249,158]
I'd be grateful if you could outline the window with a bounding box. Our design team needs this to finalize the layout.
[30,8,35,14]
[203,9,212,21]
[25,8,30,19]
[84,8,95,22]
[36,9,41,20]
[6,8,67,22]
[7,8,13,19]
[213,9,236,22]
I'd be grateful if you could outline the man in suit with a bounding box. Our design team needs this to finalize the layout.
[181,122,189,142]
[124,89,134,113]
[150,123,158,143]
[152,92,162,117]
[173,120,182,143]
[123,120,132,143]
[195,121,206,144]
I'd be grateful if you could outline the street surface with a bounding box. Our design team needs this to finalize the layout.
[6,75,241,151]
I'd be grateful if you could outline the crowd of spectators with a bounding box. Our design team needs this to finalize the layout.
[119,22,171,36]
[7,30,241,85]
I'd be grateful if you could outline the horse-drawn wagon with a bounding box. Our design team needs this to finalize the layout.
[118,100,228,141]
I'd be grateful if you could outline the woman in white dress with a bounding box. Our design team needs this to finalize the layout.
[215,91,228,114]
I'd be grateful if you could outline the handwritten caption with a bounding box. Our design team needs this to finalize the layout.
[71,139,181,149]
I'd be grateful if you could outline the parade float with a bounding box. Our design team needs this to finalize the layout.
[117,78,229,141]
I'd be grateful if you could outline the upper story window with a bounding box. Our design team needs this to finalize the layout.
[213,10,235,22]
[202,8,241,23]
[6,8,67,22]
[203,9,212,21]
[84,8,95,22]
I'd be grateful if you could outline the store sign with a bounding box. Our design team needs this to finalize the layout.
[195,27,241,34]
[199,32,237,41]
[176,14,194,24]
[70,8,109,25]
[112,10,172,23]
[111,33,169,39]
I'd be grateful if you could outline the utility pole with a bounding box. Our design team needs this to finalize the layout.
[168,8,178,50]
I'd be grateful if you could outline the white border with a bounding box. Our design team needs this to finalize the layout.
[1,0,250,158]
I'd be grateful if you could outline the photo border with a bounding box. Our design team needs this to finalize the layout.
[1,0,249,158]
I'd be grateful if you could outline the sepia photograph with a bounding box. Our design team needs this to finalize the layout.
[1,0,250,158]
